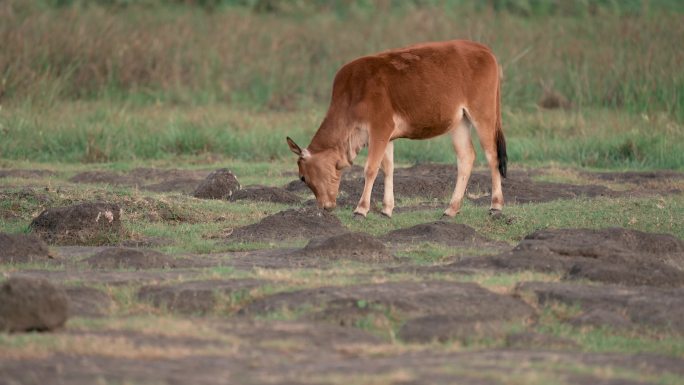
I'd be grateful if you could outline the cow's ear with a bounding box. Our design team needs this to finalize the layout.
[286,137,302,156]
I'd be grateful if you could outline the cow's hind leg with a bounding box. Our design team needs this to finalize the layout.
[444,117,475,217]
[473,115,504,213]
[380,141,395,218]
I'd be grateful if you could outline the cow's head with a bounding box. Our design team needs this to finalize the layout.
[287,137,346,210]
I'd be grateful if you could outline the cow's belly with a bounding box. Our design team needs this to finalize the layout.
[390,114,454,140]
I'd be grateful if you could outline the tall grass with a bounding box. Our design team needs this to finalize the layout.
[1,1,683,118]
[0,1,683,168]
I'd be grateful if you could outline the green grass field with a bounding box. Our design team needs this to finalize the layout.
[1,2,683,384]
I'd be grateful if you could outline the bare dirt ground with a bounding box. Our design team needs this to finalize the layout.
[1,164,683,385]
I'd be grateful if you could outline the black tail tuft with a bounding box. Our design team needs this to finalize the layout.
[496,128,507,178]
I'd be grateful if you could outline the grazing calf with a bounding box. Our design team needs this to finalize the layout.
[287,40,506,218]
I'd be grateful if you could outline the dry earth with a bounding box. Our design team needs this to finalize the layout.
[1,164,683,384]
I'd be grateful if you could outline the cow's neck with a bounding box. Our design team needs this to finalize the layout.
[308,114,368,166]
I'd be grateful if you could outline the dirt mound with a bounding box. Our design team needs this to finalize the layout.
[138,279,265,314]
[64,286,113,317]
[30,202,123,246]
[380,221,503,248]
[240,281,534,343]
[227,207,345,242]
[192,169,241,199]
[0,233,55,264]
[231,186,301,204]
[456,227,684,287]
[301,232,394,263]
[517,282,684,334]
[0,169,54,179]
[82,248,184,270]
[0,277,69,332]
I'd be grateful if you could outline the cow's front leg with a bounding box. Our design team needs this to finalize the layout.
[354,137,389,218]
[380,141,395,218]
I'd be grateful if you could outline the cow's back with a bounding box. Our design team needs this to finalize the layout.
[330,40,499,137]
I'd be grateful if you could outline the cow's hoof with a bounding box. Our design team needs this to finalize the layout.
[380,211,392,219]
[489,209,503,219]
[441,210,458,219]
[353,212,367,220]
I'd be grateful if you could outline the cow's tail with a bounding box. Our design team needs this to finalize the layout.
[495,67,507,179]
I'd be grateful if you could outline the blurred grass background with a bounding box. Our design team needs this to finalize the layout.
[0,0,683,168]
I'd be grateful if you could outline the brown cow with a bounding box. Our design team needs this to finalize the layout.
[287,40,506,218]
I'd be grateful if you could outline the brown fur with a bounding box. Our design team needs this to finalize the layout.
[288,40,506,217]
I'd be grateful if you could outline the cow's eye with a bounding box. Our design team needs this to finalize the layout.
[300,176,305,182]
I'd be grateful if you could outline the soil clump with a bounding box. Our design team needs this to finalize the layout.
[0,232,55,264]
[192,169,241,199]
[138,279,265,314]
[300,232,394,263]
[380,221,506,248]
[227,207,345,242]
[30,202,123,245]
[456,227,684,287]
[0,277,68,332]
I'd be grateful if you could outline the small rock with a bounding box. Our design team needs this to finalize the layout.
[0,277,69,332]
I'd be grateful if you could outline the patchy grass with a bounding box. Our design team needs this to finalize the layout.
[536,304,684,358]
